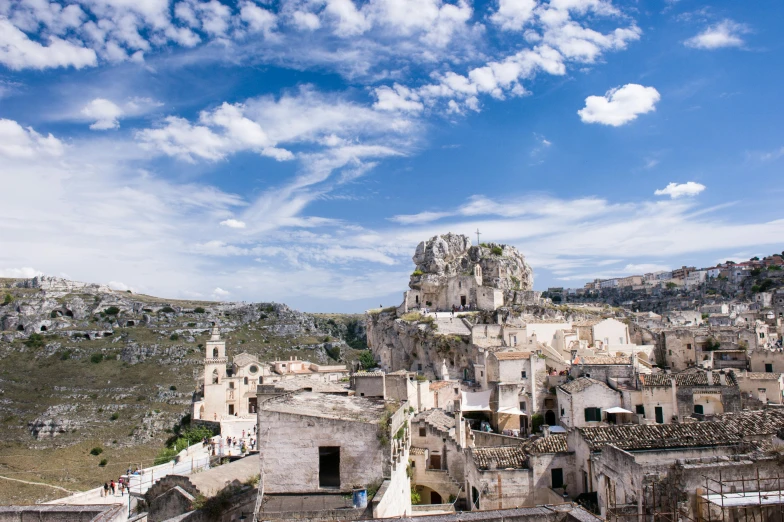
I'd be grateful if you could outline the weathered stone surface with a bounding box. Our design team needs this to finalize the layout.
[409,233,534,304]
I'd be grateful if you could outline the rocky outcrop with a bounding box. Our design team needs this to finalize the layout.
[409,233,534,307]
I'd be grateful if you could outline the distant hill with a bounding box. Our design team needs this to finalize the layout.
[0,276,367,505]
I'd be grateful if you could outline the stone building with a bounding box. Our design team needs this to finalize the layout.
[258,391,413,518]
[402,233,533,312]
[193,327,348,426]
[735,370,784,406]
[556,378,622,429]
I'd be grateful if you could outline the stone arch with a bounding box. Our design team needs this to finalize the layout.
[65,310,74,318]
[199,405,205,420]
[244,377,248,385]
[212,369,219,384]
[40,325,47,331]
[545,409,556,426]
[127,320,135,326]
[17,324,24,331]
[212,348,219,358]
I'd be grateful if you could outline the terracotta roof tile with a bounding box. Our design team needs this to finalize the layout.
[578,422,742,451]
[409,447,427,455]
[559,377,613,394]
[640,370,738,387]
[494,351,532,360]
[742,372,783,380]
[471,446,528,470]
[527,434,568,454]
[413,409,455,434]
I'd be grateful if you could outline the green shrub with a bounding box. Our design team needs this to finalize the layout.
[491,246,503,256]
[60,350,72,360]
[110,413,119,421]
[50,310,59,318]
[169,333,179,341]
[24,333,45,349]
[411,489,421,505]
[194,307,206,313]
[531,413,544,433]
[2,294,13,306]
[90,353,103,364]
[90,447,103,456]
[99,459,107,467]
[187,322,196,327]
[104,306,120,315]
[359,351,376,370]
[411,269,423,276]
[154,447,178,465]
[169,385,177,391]
[160,306,175,313]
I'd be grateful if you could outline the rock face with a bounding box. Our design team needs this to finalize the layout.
[407,233,534,310]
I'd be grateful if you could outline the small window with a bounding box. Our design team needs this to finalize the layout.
[635,405,645,415]
[765,363,773,372]
[521,371,527,379]
[480,371,484,377]
[694,404,704,414]
[419,426,426,437]
[319,447,340,488]
[229,382,235,389]
[520,402,527,412]
[584,407,601,422]
[686,344,692,350]
[669,350,672,355]
[560,407,564,416]
[249,365,258,374]
[418,364,423,371]
[243,377,248,385]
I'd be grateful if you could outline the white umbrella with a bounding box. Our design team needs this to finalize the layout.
[604,407,632,414]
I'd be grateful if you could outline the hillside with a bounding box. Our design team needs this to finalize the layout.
[0,277,367,505]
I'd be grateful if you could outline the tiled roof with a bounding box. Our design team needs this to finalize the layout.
[413,409,455,434]
[742,372,783,380]
[573,355,631,365]
[471,446,528,470]
[714,409,784,437]
[559,377,613,395]
[494,351,531,360]
[409,446,427,455]
[526,434,568,454]
[353,371,385,377]
[578,422,742,451]
[639,370,738,387]
[429,381,455,391]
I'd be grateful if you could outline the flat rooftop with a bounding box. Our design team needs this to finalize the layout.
[260,391,388,423]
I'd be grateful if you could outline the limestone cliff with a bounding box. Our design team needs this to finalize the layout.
[409,233,534,307]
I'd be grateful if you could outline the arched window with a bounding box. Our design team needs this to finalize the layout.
[212,369,219,384]
[212,348,218,358]
[244,377,248,385]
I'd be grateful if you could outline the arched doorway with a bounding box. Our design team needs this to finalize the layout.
[545,410,556,426]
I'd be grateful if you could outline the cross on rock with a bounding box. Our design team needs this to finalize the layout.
[475,228,482,245]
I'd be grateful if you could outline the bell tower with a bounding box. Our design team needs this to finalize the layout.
[205,326,227,386]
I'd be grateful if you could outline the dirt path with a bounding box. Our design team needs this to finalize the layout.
[0,474,74,494]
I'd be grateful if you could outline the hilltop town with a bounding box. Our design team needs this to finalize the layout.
[1,234,783,522]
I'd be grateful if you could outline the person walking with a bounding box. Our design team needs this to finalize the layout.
[110,479,116,496]
[103,482,109,498]
[119,479,125,496]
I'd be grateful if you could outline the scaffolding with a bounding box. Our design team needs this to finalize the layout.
[605,468,784,522]
[699,469,784,522]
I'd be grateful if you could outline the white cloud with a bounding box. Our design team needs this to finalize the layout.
[490,0,537,31]
[220,218,247,228]
[108,280,133,291]
[389,211,454,225]
[372,84,424,113]
[654,182,706,199]
[685,19,748,50]
[239,1,277,35]
[578,84,660,126]
[0,119,64,158]
[0,267,44,278]
[81,98,124,130]
[292,11,321,31]
[212,287,230,298]
[0,18,97,70]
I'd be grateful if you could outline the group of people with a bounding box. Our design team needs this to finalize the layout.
[101,478,126,497]
[208,427,258,456]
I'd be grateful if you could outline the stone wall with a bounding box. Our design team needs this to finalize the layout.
[260,410,386,494]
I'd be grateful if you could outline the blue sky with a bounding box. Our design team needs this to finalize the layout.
[1,0,783,312]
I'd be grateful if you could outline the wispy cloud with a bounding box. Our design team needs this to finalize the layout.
[685,19,749,50]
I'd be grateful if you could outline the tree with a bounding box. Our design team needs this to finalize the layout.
[194,307,206,313]
[104,306,120,315]
[2,294,12,306]
[531,413,544,433]
[359,351,376,370]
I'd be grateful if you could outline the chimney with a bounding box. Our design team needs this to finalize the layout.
[707,369,713,385]
[670,377,679,422]
[719,371,727,386]
[453,398,465,448]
